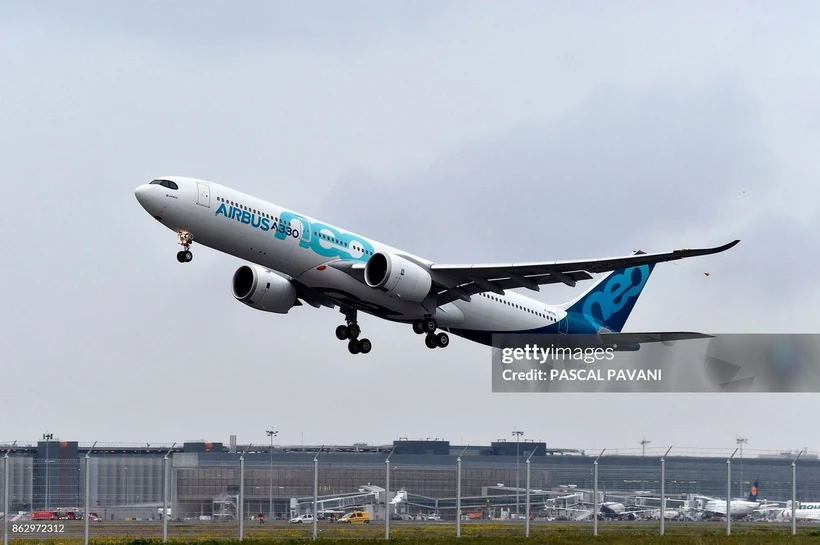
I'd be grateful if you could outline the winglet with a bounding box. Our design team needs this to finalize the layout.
[673,239,739,256]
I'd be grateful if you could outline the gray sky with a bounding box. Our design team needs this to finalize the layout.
[2,1,819,455]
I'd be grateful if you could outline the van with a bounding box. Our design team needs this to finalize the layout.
[336,511,370,524]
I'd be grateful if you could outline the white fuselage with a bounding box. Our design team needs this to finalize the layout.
[703,499,759,518]
[778,502,820,521]
[134,177,565,334]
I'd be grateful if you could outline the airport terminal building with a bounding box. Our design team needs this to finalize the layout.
[2,438,818,521]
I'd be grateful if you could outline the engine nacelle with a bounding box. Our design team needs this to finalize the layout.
[363,252,432,303]
[231,265,298,314]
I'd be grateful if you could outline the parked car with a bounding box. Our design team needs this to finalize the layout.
[336,511,370,524]
[289,514,314,524]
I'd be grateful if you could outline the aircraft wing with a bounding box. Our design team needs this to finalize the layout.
[429,240,739,304]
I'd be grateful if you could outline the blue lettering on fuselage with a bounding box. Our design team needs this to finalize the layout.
[582,265,650,326]
[217,203,271,231]
[215,203,373,261]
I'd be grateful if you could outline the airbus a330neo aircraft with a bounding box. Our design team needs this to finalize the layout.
[135,176,739,355]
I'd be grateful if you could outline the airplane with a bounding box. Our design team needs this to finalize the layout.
[134,176,740,354]
[599,501,641,520]
[595,501,678,521]
[700,481,763,518]
[774,501,820,522]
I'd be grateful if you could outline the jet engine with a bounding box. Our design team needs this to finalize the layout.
[231,265,298,313]
[363,252,432,303]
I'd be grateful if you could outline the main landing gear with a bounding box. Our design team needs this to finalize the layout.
[176,231,194,263]
[412,317,449,349]
[335,309,372,355]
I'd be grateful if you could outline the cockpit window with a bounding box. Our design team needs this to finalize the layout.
[150,179,178,190]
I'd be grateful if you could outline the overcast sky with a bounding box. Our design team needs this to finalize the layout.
[2,1,819,456]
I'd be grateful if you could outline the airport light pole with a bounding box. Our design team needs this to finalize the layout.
[266,429,278,519]
[793,449,804,536]
[456,445,468,538]
[512,430,523,520]
[640,438,650,457]
[43,432,53,510]
[4,440,16,545]
[660,446,672,536]
[593,449,605,537]
[727,447,738,536]
[736,437,747,499]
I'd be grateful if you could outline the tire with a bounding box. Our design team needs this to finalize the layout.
[436,332,449,348]
[184,250,193,262]
[347,324,360,339]
[348,340,361,354]
[176,251,185,262]
[423,318,437,333]
[412,321,425,335]
[335,325,348,340]
[359,338,372,354]
[425,334,437,349]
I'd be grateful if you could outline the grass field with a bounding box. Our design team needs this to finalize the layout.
[5,521,820,544]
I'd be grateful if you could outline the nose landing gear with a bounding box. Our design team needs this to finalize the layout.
[176,232,194,263]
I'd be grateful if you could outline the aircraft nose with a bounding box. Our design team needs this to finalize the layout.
[134,184,150,208]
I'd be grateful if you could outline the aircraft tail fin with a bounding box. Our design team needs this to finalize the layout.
[748,482,759,502]
[559,250,655,332]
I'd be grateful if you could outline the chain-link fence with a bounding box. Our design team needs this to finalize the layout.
[2,443,818,542]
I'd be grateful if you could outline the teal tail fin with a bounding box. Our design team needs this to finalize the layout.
[560,251,655,332]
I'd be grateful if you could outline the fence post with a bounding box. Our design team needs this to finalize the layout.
[239,443,252,541]
[593,449,604,537]
[793,449,804,535]
[385,446,395,539]
[456,445,468,537]
[660,446,672,536]
[84,441,97,545]
[3,441,15,545]
[727,447,738,536]
[163,443,176,543]
[313,447,322,541]
[525,445,539,538]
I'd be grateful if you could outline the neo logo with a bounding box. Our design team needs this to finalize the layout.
[581,265,650,326]
[276,210,375,262]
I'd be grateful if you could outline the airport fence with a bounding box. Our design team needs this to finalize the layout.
[1,443,817,542]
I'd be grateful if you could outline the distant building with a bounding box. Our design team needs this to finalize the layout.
[1,438,818,520]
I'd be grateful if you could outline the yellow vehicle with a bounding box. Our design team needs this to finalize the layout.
[336,511,370,524]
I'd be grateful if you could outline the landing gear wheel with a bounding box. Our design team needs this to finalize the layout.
[423,318,437,333]
[176,231,194,262]
[335,325,348,340]
[436,332,449,348]
[412,320,425,335]
[359,338,372,354]
[425,334,438,349]
[348,339,361,354]
[346,324,360,339]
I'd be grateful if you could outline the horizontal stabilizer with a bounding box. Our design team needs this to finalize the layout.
[598,331,713,345]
